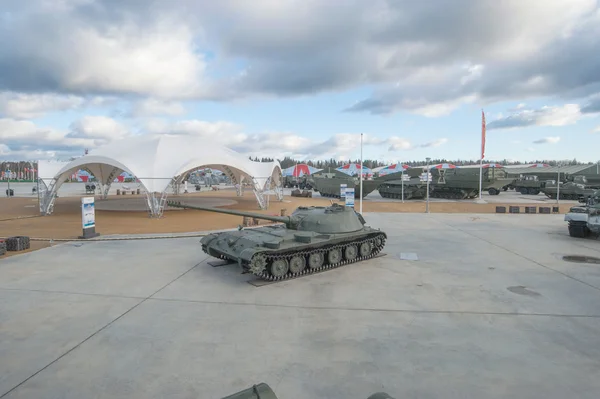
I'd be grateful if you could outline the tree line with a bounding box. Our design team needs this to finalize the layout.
[250,156,590,169]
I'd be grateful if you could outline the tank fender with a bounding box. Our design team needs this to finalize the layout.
[240,247,261,262]
[200,233,220,246]
[564,213,588,222]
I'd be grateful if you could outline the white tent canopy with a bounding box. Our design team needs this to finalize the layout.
[37,135,283,217]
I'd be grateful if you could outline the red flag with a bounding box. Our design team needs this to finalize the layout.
[481,109,486,160]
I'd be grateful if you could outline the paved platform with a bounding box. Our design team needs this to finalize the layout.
[1,213,600,398]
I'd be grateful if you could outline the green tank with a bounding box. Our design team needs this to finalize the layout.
[220,382,395,399]
[542,176,600,200]
[167,201,387,281]
[378,176,432,200]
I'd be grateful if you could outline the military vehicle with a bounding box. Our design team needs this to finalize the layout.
[563,189,600,238]
[221,382,395,399]
[312,171,384,199]
[393,166,513,199]
[541,175,600,200]
[506,175,544,195]
[378,176,432,200]
[167,201,387,281]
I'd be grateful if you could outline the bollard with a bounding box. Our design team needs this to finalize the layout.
[137,188,140,194]
[243,216,251,227]
[116,189,121,195]
[252,217,259,226]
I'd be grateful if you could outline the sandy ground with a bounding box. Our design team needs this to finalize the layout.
[0,188,575,258]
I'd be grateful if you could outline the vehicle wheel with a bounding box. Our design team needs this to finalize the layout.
[359,242,372,257]
[488,188,498,196]
[519,188,528,195]
[270,258,289,277]
[289,256,306,273]
[328,248,342,264]
[344,245,358,261]
[308,252,324,269]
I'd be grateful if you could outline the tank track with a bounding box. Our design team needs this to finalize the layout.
[215,232,386,281]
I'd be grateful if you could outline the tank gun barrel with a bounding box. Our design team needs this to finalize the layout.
[220,383,395,399]
[167,201,292,226]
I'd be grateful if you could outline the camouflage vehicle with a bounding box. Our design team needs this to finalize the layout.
[563,189,600,238]
[221,382,395,399]
[167,201,387,281]
[541,175,600,200]
[378,176,432,200]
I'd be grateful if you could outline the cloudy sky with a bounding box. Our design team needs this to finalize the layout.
[1,0,599,163]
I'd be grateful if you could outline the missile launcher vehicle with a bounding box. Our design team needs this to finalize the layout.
[167,201,387,281]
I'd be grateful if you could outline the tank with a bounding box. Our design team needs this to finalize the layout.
[564,189,600,238]
[220,382,396,399]
[312,173,383,199]
[542,176,600,200]
[167,201,387,281]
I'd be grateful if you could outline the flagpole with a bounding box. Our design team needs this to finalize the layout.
[360,133,363,214]
[478,109,486,202]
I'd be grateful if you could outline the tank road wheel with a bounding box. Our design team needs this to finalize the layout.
[308,252,324,269]
[359,242,372,257]
[344,245,358,261]
[289,255,306,274]
[270,258,289,277]
[249,254,268,275]
[328,248,342,264]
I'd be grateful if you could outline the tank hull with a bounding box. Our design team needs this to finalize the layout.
[201,225,387,281]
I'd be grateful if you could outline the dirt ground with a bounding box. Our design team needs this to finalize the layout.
[0,188,574,258]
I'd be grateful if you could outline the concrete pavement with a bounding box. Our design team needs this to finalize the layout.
[1,213,599,398]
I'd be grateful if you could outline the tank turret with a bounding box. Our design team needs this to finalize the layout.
[166,201,387,281]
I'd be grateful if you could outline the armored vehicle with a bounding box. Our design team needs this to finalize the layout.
[399,166,513,199]
[167,201,387,281]
[564,189,600,238]
[542,175,600,201]
[312,172,383,199]
[378,176,432,200]
[508,175,544,195]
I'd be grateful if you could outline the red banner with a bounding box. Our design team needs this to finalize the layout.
[481,109,486,160]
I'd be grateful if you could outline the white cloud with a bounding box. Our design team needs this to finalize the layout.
[593,125,600,133]
[487,104,584,129]
[388,137,412,151]
[0,92,114,119]
[533,136,561,144]
[67,116,130,143]
[130,98,186,117]
[420,138,449,148]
